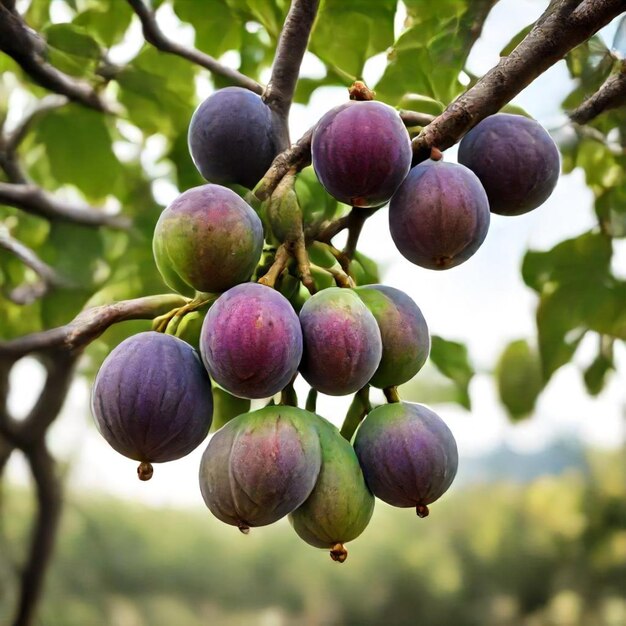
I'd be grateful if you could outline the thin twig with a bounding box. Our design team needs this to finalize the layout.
[0,4,114,113]
[0,294,188,358]
[411,0,626,160]
[125,0,263,95]
[569,65,626,124]
[0,228,72,304]
[0,183,130,229]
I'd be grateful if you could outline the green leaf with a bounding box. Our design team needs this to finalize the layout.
[522,232,612,293]
[117,48,196,135]
[500,25,532,56]
[428,335,474,409]
[350,251,379,285]
[173,0,241,58]
[34,105,123,200]
[44,23,102,59]
[73,4,133,48]
[583,349,614,396]
[310,0,397,79]
[495,340,543,421]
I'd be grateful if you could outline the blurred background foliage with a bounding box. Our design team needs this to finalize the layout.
[1,446,624,626]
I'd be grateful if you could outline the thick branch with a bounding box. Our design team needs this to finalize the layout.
[0,4,112,113]
[0,228,71,304]
[0,183,130,229]
[0,294,188,358]
[263,0,320,118]
[411,0,626,159]
[13,442,62,626]
[125,0,263,95]
[569,65,626,124]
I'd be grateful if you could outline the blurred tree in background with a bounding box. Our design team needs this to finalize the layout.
[0,0,625,624]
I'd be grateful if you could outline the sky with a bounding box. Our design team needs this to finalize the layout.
[5,0,625,507]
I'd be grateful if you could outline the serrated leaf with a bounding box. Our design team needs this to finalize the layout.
[496,340,543,421]
[428,335,474,409]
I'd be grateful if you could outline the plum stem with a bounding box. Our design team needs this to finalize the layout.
[343,207,376,261]
[137,462,153,481]
[309,263,353,289]
[305,388,318,413]
[349,81,375,101]
[383,386,401,403]
[258,243,290,289]
[416,504,430,518]
[280,379,298,407]
[293,235,316,294]
[151,293,217,334]
[340,385,371,441]
[330,543,348,563]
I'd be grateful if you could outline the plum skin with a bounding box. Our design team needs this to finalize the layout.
[354,284,430,389]
[458,113,560,216]
[188,86,281,189]
[354,402,458,516]
[91,331,213,466]
[389,160,490,270]
[298,287,382,396]
[199,406,322,530]
[153,184,263,295]
[311,101,412,208]
[200,282,303,399]
[289,416,374,561]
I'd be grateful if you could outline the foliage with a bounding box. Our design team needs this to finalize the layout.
[1,447,624,626]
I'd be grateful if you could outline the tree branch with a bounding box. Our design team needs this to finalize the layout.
[13,441,62,626]
[399,110,436,128]
[255,126,313,202]
[569,64,626,124]
[125,0,263,95]
[0,227,72,304]
[0,183,130,229]
[263,0,320,119]
[0,293,188,358]
[411,0,626,160]
[0,4,113,113]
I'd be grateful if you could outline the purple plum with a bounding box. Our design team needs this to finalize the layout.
[458,113,560,216]
[153,184,263,295]
[188,86,281,189]
[199,282,303,399]
[299,288,382,396]
[199,406,322,531]
[91,332,213,480]
[389,160,490,270]
[312,101,412,208]
[354,402,458,517]
[354,285,430,389]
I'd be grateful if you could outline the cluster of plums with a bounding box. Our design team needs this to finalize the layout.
[91,85,560,561]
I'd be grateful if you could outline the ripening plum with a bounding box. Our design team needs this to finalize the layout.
[289,416,374,562]
[458,113,560,216]
[199,283,303,399]
[389,160,490,270]
[354,285,430,389]
[199,406,322,531]
[354,402,458,517]
[311,101,412,208]
[299,288,382,396]
[153,184,263,295]
[188,87,281,189]
[91,332,213,480]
